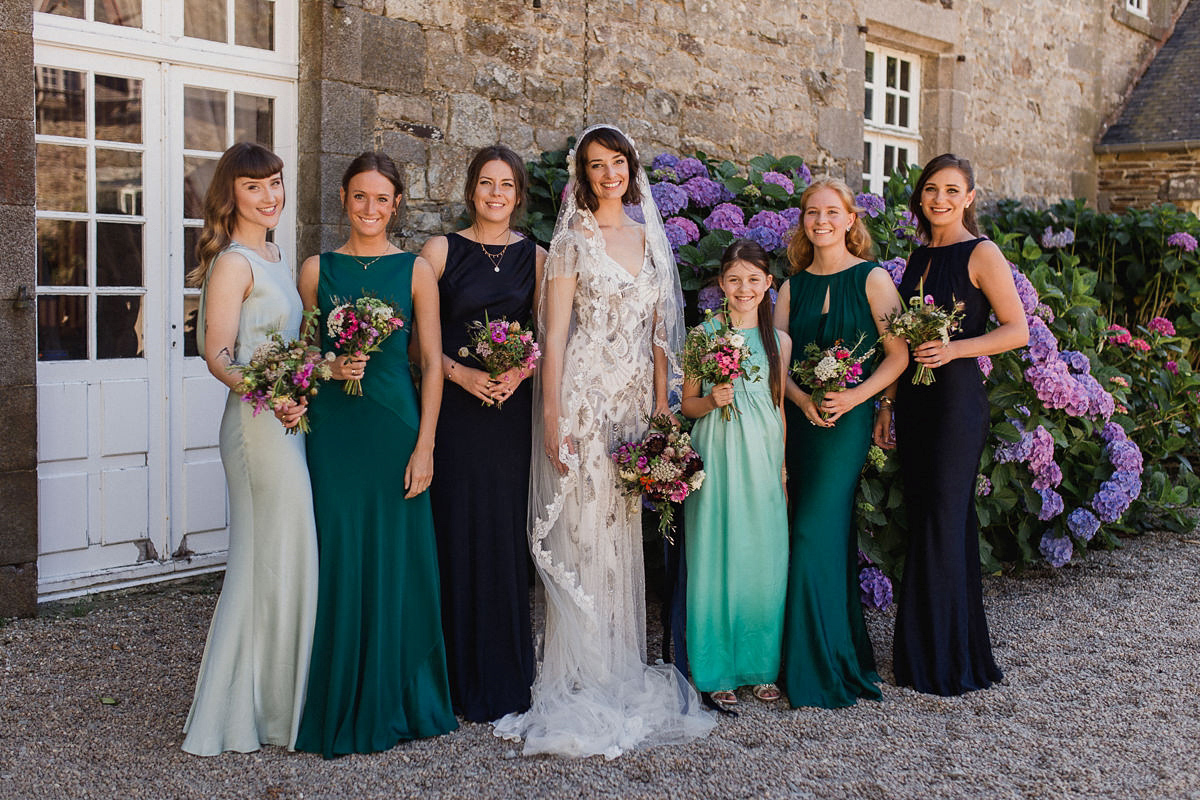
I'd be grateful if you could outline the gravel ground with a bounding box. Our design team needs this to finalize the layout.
[2,530,1199,800]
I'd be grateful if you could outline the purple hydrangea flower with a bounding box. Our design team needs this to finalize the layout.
[1011,265,1039,314]
[794,163,813,188]
[650,153,680,172]
[1106,439,1143,473]
[663,222,689,249]
[762,171,795,195]
[855,192,886,218]
[859,567,893,610]
[1039,531,1073,568]
[681,176,728,208]
[1060,350,1091,374]
[1037,488,1064,521]
[994,427,1034,464]
[650,181,689,216]
[1166,360,1179,375]
[674,157,709,182]
[977,354,993,378]
[976,475,992,497]
[1167,231,1198,252]
[1067,508,1101,542]
[748,210,790,237]
[880,257,907,286]
[1147,316,1176,336]
[744,225,783,252]
[779,207,802,230]
[1026,316,1059,363]
[704,203,745,232]
[664,216,700,245]
[697,285,723,312]
[1040,227,1076,249]
[1100,420,1128,444]
[895,210,918,240]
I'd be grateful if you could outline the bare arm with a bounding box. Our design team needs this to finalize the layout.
[405,255,443,499]
[201,251,253,392]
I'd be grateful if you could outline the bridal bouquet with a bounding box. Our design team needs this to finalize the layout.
[882,278,965,385]
[326,295,406,395]
[457,315,541,407]
[790,332,877,420]
[611,415,706,543]
[235,327,334,435]
[682,308,760,421]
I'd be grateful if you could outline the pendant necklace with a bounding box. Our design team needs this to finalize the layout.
[476,226,510,272]
[347,246,391,270]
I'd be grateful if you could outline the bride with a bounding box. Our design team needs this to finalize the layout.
[493,124,715,758]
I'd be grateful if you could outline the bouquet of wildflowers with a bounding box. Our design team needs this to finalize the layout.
[235,324,334,435]
[682,307,761,421]
[457,315,541,407]
[881,278,965,385]
[611,415,705,543]
[790,332,877,420]
[326,295,406,395]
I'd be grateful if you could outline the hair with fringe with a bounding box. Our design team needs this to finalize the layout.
[187,142,284,287]
[573,127,643,212]
[785,177,875,274]
[719,239,782,406]
[462,144,529,227]
[909,153,979,243]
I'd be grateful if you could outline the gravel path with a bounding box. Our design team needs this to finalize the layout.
[2,530,1198,800]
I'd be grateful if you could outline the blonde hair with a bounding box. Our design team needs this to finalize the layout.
[785,177,875,274]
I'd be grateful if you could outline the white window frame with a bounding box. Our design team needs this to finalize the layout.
[1126,0,1148,18]
[863,44,921,195]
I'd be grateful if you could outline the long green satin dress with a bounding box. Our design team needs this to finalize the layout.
[294,251,457,758]
[684,320,788,692]
[781,260,883,708]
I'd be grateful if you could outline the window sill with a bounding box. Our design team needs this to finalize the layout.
[1111,5,1167,38]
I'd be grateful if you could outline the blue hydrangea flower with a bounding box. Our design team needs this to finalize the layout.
[779,207,802,229]
[1037,488,1064,521]
[794,163,813,188]
[880,257,907,285]
[1040,226,1076,249]
[744,225,783,252]
[1067,508,1101,542]
[1060,350,1091,374]
[704,203,745,232]
[664,216,700,245]
[1039,531,1073,567]
[761,171,795,195]
[650,153,680,172]
[697,285,723,312]
[748,210,790,236]
[858,567,893,610]
[650,181,689,216]
[854,192,886,218]
[674,157,709,182]
[976,474,992,497]
[1010,264,1040,314]
[681,176,727,208]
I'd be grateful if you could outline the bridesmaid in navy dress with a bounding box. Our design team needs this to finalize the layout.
[421,145,546,722]
[877,154,1028,696]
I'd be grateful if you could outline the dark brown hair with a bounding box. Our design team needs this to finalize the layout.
[909,153,979,243]
[339,150,405,233]
[187,142,284,287]
[786,177,875,274]
[719,239,782,405]
[463,145,529,226]
[572,127,643,212]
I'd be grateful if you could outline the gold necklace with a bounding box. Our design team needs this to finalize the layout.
[475,227,511,273]
[346,245,392,270]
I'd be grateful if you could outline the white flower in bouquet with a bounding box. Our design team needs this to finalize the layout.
[814,355,841,382]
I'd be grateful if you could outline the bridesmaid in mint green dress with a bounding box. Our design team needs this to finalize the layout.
[682,240,791,710]
[774,179,908,709]
[295,152,456,758]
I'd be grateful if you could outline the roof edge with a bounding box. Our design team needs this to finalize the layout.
[1095,139,1200,154]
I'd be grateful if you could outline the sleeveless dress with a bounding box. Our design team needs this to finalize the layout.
[183,243,318,755]
[430,232,536,722]
[294,251,458,758]
[683,320,788,692]
[780,260,883,708]
[893,237,1004,696]
[493,224,714,759]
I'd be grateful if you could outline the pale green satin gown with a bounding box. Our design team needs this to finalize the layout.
[183,242,319,756]
[683,320,788,692]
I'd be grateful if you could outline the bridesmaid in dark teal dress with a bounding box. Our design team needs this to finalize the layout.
[883,155,1028,696]
[295,152,456,757]
[774,178,908,709]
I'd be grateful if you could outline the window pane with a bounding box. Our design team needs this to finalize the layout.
[235,0,274,50]
[885,94,895,126]
[884,145,896,176]
[184,87,227,152]
[37,144,87,212]
[863,141,872,169]
[38,295,88,361]
[184,0,226,42]
[864,88,873,121]
[95,149,143,215]
[184,225,201,279]
[95,0,142,27]
[184,293,201,357]
[886,56,897,89]
[95,75,142,144]
[38,219,87,287]
[899,96,910,129]
[184,156,218,219]
[97,295,144,358]
[36,67,86,139]
[234,94,273,148]
[864,51,874,84]
[34,0,83,19]
[97,222,143,286]
[900,60,911,93]
[898,148,909,171]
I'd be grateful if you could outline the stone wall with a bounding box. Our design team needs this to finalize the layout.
[1097,147,1200,212]
[0,1,38,617]
[296,0,1164,252]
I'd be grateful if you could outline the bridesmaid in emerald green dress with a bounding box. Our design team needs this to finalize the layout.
[294,152,457,757]
[682,239,791,711]
[774,178,908,709]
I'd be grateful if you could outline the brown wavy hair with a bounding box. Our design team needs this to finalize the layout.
[785,177,875,274]
[719,239,782,405]
[572,127,643,212]
[187,142,284,287]
[909,153,979,243]
[463,145,529,227]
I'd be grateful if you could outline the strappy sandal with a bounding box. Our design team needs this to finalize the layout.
[709,689,738,710]
[752,683,781,702]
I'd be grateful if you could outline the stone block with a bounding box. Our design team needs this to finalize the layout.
[473,63,523,101]
[816,107,861,161]
[426,145,471,204]
[426,31,474,92]
[362,15,424,93]
[643,89,678,122]
[319,5,363,85]
[524,74,560,105]
[0,203,35,299]
[0,561,36,619]
[0,470,36,564]
[317,81,374,156]
[447,93,496,149]
[1165,174,1200,202]
[0,2,33,34]
[0,119,34,206]
[378,94,434,125]
[379,130,428,167]
[0,301,34,386]
[0,32,33,121]
[0,383,35,472]
[464,20,536,69]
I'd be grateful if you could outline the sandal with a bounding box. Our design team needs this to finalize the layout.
[752,683,781,702]
[709,689,738,709]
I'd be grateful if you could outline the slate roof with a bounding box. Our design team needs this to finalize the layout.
[1100,0,1200,148]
